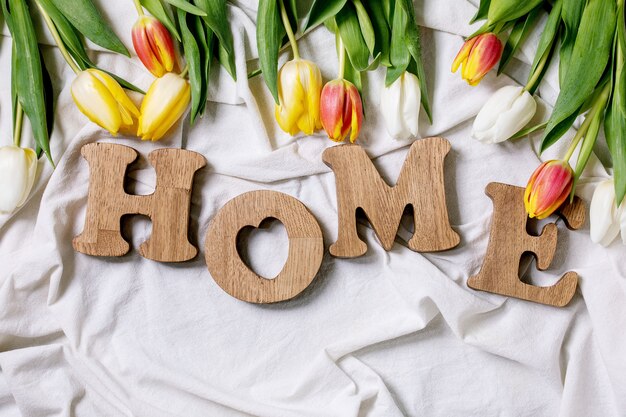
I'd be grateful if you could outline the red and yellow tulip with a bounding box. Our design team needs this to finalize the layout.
[452,33,503,86]
[524,160,574,219]
[320,79,363,143]
[275,59,322,136]
[132,16,176,78]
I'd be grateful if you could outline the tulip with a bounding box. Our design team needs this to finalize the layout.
[0,145,37,214]
[589,179,626,246]
[524,160,574,219]
[132,15,176,78]
[320,79,363,143]
[380,71,421,140]
[452,33,503,86]
[275,59,322,136]
[138,72,191,141]
[71,69,141,136]
[472,85,536,144]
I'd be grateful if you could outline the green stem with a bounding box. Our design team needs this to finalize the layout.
[132,0,145,16]
[13,102,24,148]
[337,36,346,79]
[563,83,611,162]
[278,0,299,59]
[180,64,189,78]
[524,48,550,93]
[36,1,81,74]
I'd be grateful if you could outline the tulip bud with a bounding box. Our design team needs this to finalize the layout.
[132,16,176,78]
[138,72,191,141]
[0,145,37,213]
[524,160,574,219]
[380,71,421,140]
[472,85,536,144]
[320,79,363,143]
[71,69,141,136]
[589,179,626,246]
[451,33,503,86]
[275,59,322,136]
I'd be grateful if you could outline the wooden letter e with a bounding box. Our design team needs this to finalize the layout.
[323,137,460,258]
[73,143,206,262]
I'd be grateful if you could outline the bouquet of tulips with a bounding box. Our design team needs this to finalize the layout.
[256,0,431,142]
[454,0,626,247]
[0,0,237,214]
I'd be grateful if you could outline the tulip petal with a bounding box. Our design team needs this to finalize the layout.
[590,180,621,246]
[401,72,421,138]
[452,37,477,73]
[0,146,37,213]
[380,76,409,140]
[146,18,176,73]
[72,71,122,134]
[462,33,502,85]
[347,82,363,143]
[132,18,165,77]
[321,80,346,141]
[139,73,190,140]
[90,69,140,119]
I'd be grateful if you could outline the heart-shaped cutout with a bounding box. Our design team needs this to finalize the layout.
[236,217,290,279]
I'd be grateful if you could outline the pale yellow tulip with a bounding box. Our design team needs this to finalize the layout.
[274,59,322,136]
[138,73,191,141]
[71,69,140,135]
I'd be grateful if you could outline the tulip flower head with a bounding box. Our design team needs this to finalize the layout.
[380,71,421,141]
[275,59,322,136]
[132,16,176,78]
[0,145,37,213]
[589,179,626,246]
[524,160,574,219]
[472,85,536,144]
[71,69,141,136]
[138,72,191,141]
[320,79,363,143]
[452,33,503,86]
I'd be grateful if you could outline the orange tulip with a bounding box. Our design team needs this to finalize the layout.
[452,33,503,86]
[132,16,176,77]
[320,79,363,143]
[524,160,574,219]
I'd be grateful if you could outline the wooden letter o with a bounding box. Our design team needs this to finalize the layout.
[205,191,324,303]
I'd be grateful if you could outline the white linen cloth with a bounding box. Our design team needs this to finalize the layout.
[0,0,625,416]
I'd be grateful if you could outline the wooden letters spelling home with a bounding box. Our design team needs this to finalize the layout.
[73,138,585,307]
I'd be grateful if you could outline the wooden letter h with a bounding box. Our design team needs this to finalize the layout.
[73,143,206,262]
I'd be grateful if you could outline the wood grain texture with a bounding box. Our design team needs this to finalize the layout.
[322,137,460,258]
[467,182,586,307]
[205,190,324,304]
[73,143,206,262]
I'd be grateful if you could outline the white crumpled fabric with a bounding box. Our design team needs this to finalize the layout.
[0,0,624,416]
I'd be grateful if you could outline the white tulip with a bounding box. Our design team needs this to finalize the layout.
[380,71,421,140]
[589,179,626,246]
[472,85,536,144]
[0,145,38,214]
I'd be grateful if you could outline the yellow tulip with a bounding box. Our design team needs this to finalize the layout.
[275,59,322,136]
[71,69,140,135]
[138,73,191,141]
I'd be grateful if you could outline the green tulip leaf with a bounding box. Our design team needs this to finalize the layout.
[217,41,237,81]
[178,9,203,123]
[48,0,129,56]
[6,0,52,163]
[528,0,561,85]
[559,0,585,83]
[363,0,390,66]
[163,0,207,16]
[304,0,347,31]
[336,2,369,72]
[257,0,285,103]
[470,0,491,24]
[387,0,409,85]
[141,0,182,41]
[193,0,234,57]
[398,0,431,122]
[498,7,541,75]
[487,0,542,26]
[541,0,616,152]
[606,0,626,204]
[353,0,375,55]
